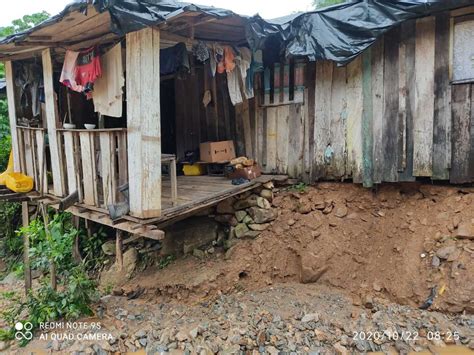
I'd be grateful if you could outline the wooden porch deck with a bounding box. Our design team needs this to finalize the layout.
[21,175,287,240]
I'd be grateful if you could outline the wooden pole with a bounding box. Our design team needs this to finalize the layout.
[116,230,123,270]
[40,203,57,290]
[72,216,82,263]
[22,202,32,294]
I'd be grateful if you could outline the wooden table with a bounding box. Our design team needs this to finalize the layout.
[162,154,178,206]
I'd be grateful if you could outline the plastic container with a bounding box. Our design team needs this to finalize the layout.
[5,172,34,193]
[183,163,206,176]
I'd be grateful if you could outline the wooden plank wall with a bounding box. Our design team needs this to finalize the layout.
[174,68,237,160]
[234,12,474,185]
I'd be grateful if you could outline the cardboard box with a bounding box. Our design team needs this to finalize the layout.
[228,164,262,180]
[200,140,236,163]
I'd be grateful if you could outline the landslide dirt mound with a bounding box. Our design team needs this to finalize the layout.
[126,182,474,314]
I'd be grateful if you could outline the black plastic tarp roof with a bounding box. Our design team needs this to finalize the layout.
[247,0,474,64]
[1,0,474,64]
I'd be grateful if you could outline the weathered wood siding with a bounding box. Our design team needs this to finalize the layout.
[236,13,474,185]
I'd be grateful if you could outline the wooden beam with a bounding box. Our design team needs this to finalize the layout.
[4,61,20,171]
[126,28,162,218]
[42,48,65,196]
[22,201,31,293]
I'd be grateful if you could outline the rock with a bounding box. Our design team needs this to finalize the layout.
[234,195,259,210]
[248,223,270,231]
[175,331,188,342]
[224,239,238,252]
[99,248,138,288]
[334,206,348,218]
[215,214,238,226]
[300,253,329,284]
[102,240,116,256]
[207,247,215,254]
[301,313,319,323]
[193,249,206,259]
[431,256,441,268]
[297,202,312,214]
[322,203,334,214]
[311,230,321,238]
[287,219,296,226]
[242,215,254,225]
[256,330,266,346]
[0,272,20,285]
[260,189,273,201]
[139,338,147,347]
[0,341,9,351]
[333,343,348,355]
[235,223,250,238]
[216,199,235,214]
[235,210,248,222]
[372,281,382,292]
[263,181,274,189]
[257,197,272,209]
[456,222,474,239]
[189,327,200,339]
[242,230,261,239]
[436,245,457,260]
[31,269,42,279]
[135,330,147,338]
[248,207,277,224]
[162,217,219,255]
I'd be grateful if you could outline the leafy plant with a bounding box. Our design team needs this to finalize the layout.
[158,254,175,269]
[80,227,107,273]
[289,182,308,193]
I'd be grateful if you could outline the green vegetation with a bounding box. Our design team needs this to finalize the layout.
[0,12,51,269]
[0,11,50,77]
[289,182,308,193]
[1,212,99,345]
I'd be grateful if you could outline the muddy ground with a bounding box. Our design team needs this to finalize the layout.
[1,182,474,354]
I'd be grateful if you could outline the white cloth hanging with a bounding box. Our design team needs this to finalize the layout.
[92,43,124,117]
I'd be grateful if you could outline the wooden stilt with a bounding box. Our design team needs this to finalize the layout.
[22,201,32,293]
[116,230,123,270]
[40,203,57,291]
[72,216,82,263]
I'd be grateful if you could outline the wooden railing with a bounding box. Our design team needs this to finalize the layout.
[16,126,47,194]
[57,128,128,209]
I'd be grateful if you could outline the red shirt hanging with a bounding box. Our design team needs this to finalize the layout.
[75,47,102,88]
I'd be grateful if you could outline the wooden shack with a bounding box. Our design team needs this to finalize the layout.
[1,1,474,239]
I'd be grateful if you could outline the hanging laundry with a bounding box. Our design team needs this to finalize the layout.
[60,50,83,93]
[238,47,253,99]
[75,47,102,98]
[209,45,217,77]
[92,43,124,118]
[215,45,225,74]
[246,50,263,100]
[160,42,190,76]
[15,63,43,118]
[193,41,209,63]
[227,69,243,106]
[223,46,235,72]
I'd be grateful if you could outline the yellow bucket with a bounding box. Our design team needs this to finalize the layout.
[183,163,206,176]
[5,172,34,193]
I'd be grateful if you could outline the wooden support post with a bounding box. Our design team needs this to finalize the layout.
[170,158,178,206]
[40,203,57,290]
[22,202,31,293]
[5,61,20,171]
[126,28,162,218]
[116,230,123,270]
[42,48,65,196]
[72,216,82,263]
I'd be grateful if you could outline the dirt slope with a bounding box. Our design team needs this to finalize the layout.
[126,182,474,314]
